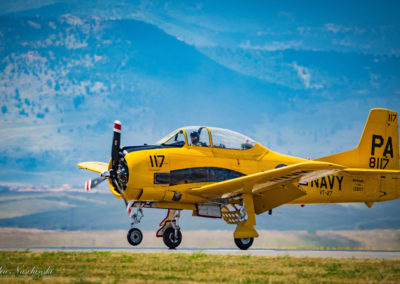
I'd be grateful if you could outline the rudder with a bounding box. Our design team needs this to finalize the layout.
[316,108,399,169]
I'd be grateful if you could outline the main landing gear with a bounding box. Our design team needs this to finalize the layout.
[163,227,182,249]
[157,209,182,249]
[234,238,254,250]
[221,194,259,250]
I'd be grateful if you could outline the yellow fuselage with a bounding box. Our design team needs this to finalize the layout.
[110,143,400,212]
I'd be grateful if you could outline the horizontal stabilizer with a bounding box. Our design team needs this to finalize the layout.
[343,168,400,175]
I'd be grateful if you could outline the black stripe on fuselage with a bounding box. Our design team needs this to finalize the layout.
[154,167,245,186]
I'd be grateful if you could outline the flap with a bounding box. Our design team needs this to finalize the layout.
[187,161,344,200]
[253,183,306,214]
[77,161,108,174]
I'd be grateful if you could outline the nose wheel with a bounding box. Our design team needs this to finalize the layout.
[127,228,143,246]
[126,203,144,247]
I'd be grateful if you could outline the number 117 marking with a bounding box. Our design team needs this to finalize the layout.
[149,155,165,167]
[388,113,397,122]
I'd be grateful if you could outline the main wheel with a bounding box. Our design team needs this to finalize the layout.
[127,228,143,246]
[163,227,182,249]
[234,238,254,250]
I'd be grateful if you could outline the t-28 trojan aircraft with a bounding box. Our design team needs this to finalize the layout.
[78,108,399,249]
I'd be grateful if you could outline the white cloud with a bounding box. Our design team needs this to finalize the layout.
[48,21,56,30]
[299,23,354,35]
[239,40,302,51]
[94,55,102,62]
[278,11,295,21]
[369,72,380,89]
[332,39,354,47]
[291,62,324,89]
[64,34,88,49]
[27,20,41,29]
[59,14,84,26]
[292,62,311,88]
[90,82,107,93]
[325,23,343,34]
[338,203,367,209]
[2,183,109,194]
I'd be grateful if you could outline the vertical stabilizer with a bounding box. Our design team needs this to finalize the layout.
[316,108,399,169]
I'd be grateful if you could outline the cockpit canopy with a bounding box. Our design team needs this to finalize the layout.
[156,126,257,150]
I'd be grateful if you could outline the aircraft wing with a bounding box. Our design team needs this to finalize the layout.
[187,161,344,203]
[78,161,108,174]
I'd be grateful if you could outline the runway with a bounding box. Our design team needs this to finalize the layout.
[3,247,400,259]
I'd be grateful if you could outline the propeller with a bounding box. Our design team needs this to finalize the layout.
[85,176,105,192]
[111,121,121,172]
[84,120,128,197]
[84,171,110,192]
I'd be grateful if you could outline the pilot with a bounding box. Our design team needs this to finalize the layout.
[190,131,201,146]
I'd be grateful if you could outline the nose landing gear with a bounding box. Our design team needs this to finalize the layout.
[126,204,144,246]
[127,227,143,246]
[126,205,183,249]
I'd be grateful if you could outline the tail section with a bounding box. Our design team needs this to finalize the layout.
[316,108,399,169]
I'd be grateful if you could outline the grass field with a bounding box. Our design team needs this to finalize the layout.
[0,251,400,283]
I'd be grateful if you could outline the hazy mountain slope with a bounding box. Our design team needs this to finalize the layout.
[1,6,294,186]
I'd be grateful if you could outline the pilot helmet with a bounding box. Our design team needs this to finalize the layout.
[190,131,199,139]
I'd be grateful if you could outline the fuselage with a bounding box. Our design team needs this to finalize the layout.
[110,141,400,211]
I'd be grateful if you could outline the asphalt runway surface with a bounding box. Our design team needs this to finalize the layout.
[3,247,400,259]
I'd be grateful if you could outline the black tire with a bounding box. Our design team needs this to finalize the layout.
[163,227,182,249]
[234,238,254,250]
[127,228,143,246]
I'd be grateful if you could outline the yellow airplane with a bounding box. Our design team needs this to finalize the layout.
[78,108,399,250]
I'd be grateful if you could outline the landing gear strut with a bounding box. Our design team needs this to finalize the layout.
[126,204,144,246]
[157,210,183,249]
[230,194,258,250]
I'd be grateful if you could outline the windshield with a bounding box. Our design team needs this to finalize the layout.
[156,129,186,145]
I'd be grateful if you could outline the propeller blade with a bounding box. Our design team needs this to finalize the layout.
[111,120,121,170]
[85,176,106,192]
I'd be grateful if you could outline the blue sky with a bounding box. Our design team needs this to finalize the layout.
[0,0,399,186]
